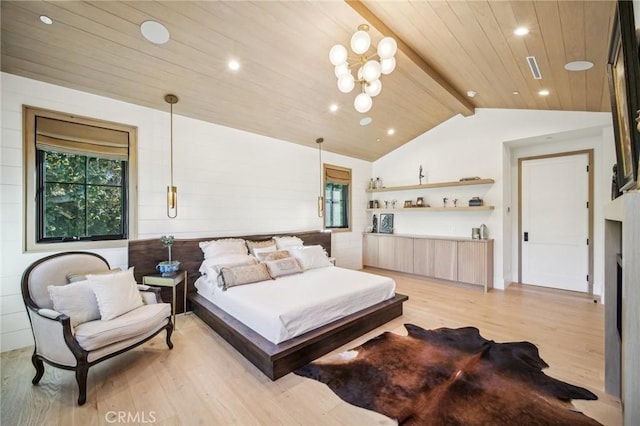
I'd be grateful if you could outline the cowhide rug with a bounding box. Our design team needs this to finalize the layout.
[295,324,601,425]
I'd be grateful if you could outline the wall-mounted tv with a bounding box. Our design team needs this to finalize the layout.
[607,0,640,192]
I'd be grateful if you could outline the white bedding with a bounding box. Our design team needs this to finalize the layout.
[195,266,396,344]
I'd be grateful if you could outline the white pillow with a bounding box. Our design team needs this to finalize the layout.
[274,236,304,250]
[199,254,257,276]
[88,268,143,321]
[288,245,333,271]
[48,280,100,328]
[199,238,248,259]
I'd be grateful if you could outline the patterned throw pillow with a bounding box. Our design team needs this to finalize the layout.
[219,264,271,291]
[256,250,291,262]
[263,257,303,278]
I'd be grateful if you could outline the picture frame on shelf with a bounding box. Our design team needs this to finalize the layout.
[379,213,394,234]
[607,0,640,191]
[404,200,413,208]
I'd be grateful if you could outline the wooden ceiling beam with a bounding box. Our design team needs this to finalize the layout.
[346,0,475,117]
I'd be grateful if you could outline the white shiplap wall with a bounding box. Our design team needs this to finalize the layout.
[0,73,371,352]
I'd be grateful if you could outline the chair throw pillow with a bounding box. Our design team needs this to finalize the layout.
[88,268,143,320]
[48,280,101,328]
[218,264,271,291]
[66,268,122,283]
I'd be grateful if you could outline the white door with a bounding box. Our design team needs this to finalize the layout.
[521,154,589,292]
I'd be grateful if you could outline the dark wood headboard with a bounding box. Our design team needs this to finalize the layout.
[128,230,331,314]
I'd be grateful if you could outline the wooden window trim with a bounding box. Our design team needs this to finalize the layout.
[23,105,138,253]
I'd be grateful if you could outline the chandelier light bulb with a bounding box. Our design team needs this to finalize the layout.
[334,63,350,78]
[329,44,348,66]
[351,30,371,54]
[365,79,382,97]
[377,37,397,59]
[354,93,372,113]
[337,73,355,93]
[362,60,382,83]
[330,25,395,113]
[380,57,396,75]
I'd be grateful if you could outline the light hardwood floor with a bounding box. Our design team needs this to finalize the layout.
[1,269,622,425]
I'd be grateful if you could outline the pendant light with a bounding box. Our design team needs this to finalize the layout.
[165,94,178,218]
[316,137,324,218]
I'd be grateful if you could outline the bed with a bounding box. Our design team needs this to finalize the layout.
[128,231,408,379]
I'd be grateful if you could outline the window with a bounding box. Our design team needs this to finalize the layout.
[24,107,137,251]
[324,164,351,231]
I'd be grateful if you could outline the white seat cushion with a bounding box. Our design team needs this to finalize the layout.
[75,303,171,351]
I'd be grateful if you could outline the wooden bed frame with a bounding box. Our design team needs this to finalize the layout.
[129,230,408,379]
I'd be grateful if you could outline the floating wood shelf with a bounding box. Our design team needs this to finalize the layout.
[366,178,495,193]
[366,206,495,212]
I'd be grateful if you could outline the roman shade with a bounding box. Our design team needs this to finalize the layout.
[35,116,129,160]
[325,164,351,185]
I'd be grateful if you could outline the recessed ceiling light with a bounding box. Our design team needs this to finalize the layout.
[514,27,529,36]
[538,89,550,96]
[330,104,339,113]
[466,90,477,98]
[228,60,240,71]
[140,20,170,44]
[387,128,395,135]
[39,15,53,25]
[376,138,381,142]
[512,91,520,95]
[360,116,372,126]
[564,61,594,71]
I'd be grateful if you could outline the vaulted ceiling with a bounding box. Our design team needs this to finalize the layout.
[0,1,616,161]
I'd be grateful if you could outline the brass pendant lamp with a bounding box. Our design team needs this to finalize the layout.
[165,94,178,218]
[316,137,324,218]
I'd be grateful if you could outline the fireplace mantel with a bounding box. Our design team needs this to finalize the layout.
[604,191,640,423]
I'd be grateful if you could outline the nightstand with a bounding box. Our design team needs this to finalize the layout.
[142,271,187,329]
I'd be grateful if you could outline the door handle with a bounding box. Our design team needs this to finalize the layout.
[524,232,529,242]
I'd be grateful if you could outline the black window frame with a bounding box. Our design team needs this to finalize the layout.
[35,149,129,243]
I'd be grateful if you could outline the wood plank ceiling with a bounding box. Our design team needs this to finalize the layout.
[0,1,616,161]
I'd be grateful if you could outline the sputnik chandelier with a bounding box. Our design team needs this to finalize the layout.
[329,24,397,113]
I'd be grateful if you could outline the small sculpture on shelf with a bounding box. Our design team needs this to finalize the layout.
[419,165,425,185]
[453,198,458,207]
[443,197,448,208]
[372,214,378,233]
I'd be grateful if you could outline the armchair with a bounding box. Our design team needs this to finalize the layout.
[21,251,173,405]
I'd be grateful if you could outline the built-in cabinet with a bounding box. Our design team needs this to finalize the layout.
[363,233,493,292]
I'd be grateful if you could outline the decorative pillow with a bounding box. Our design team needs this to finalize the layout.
[273,236,304,250]
[246,239,275,253]
[256,250,291,262]
[219,264,271,291]
[199,255,257,276]
[48,280,100,328]
[288,245,333,271]
[67,268,122,283]
[88,268,143,320]
[263,257,303,278]
[199,238,248,259]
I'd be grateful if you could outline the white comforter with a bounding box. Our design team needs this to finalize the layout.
[195,266,395,344]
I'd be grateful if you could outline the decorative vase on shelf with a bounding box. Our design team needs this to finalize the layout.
[158,235,180,276]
